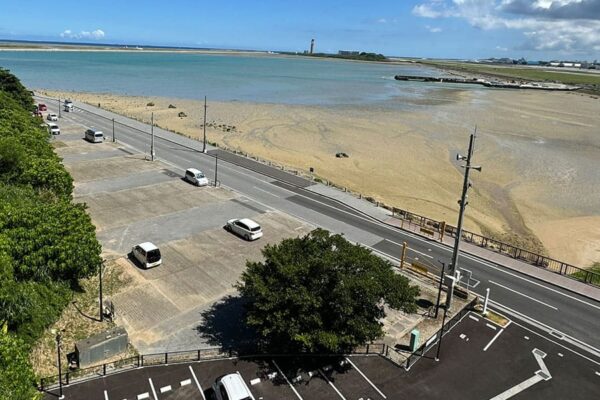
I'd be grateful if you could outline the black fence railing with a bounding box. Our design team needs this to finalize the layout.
[392,208,600,288]
[39,344,387,391]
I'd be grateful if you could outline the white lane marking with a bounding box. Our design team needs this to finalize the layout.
[345,357,387,399]
[492,302,600,366]
[319,369,347,400]
[148,378,158,400]
[272,360,303,400]
[104,390,109,400]
[253,185,281,198]
[469,315,480,322]
[484,328,504,351]
[486,323,497,331]
[383,238,434,259]
[189,366,207,400]
[595,371,600,376]
[490,349,551,399]
[137,394,149,400]
[180,379,191,386]
[160,385,171,393]
[489,280,558,310]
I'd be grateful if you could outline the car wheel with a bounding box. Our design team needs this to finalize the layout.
[245,234,250,241]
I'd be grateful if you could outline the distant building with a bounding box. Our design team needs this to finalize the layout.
[310,39,315,54]
[338,50,360,56]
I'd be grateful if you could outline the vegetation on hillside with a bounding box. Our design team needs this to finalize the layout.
[309,52,388,62]
[237,229,419,354]
[0,68,102,398]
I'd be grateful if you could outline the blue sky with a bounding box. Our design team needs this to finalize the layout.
[1,1,598,60]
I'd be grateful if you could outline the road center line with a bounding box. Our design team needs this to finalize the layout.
[489,280,558,310]
[345,357,387,399]
[189,366,206,400]
[484,328,504,351]
[252,185,281,197]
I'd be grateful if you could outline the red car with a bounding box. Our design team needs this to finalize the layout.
[38,103,47,111]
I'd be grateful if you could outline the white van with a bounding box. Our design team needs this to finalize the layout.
[184,168,209,186]
[85,128,104,143]
[212,373,255,400]
[64,100,74,112]
[131,242,162,269]
[47,123,60,135]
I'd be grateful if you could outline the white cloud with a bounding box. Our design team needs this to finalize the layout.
[60,29,105,40]
[377,18,388,23]
[426,25,443,32]
[412,0,600,55]
[496,45,509,51]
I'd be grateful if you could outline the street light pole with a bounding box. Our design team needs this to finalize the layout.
[214,154,218,186]
[435,299,449,362]
[434,261,446,319]
[58,98,61,118]
[150,112,155,161]
[447,128,481,308]
[112,118,116,143]
[99,261,103,322]
[55,331,64,399]
[202,96,208,153]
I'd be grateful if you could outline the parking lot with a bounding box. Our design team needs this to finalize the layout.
[50,107,314,353]
[43,310,599,400]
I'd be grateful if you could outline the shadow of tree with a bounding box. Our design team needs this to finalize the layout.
[195,295,258,354]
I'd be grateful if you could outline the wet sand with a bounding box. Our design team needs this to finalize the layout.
[40,88,600,268]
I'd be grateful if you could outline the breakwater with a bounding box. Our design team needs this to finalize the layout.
[394,74,580,91]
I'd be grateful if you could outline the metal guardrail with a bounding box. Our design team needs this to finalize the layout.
[393,208,600,288]
[39,344,387,391]
[35,93,600,288]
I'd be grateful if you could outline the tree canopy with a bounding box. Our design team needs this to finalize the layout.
[0,330,41,400]
[237,229,420,354]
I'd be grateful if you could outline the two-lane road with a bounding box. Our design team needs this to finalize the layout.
[44,98,600,360]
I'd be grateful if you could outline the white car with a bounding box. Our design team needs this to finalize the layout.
[47,113,58,121]
[131,242,162,269]
[47,123,60,135]
[184,168,209,186]
[225,218,263,241]
[212,373,255,400]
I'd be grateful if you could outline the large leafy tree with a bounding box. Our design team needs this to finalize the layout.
[237,229,420,353]
[0,330,41,400]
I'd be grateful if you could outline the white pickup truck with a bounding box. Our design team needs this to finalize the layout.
[63,99,74,112]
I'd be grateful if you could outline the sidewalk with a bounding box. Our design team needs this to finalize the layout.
[45,95,600,302]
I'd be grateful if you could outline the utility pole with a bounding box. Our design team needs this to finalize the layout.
[202,96,208,153]
[447,128,481,308]
[214,154,218,186]
[99,261,103,322]
[112,118,116,142]
[435,297,449,362]
[150,112,155,161]
[58,98,61,118]
[400,242,407,269]
[434,261,446,319]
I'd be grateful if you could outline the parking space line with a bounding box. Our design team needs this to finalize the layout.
[160,385,171,393]
[469,315,480,322]
[272,360,303,400]
[489,280,558,310]
[486,323,497,330]
[104,389,109,400]
[319,369,347,400]
[180,378,192,386]
[189,366,207,400]
[345,357,387,399]
[484,328,505,351]
[137,394,150,400]
[148,378,158,400]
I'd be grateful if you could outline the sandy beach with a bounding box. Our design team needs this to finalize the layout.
[40,88,600,268]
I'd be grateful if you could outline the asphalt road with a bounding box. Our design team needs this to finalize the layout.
[41,97,600,360]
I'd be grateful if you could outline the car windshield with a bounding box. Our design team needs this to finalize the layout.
[250,226,261,232]
[146,249,161,263]
[196,173,205,178]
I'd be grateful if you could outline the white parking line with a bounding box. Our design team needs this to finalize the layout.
[148,378,158,400]
[345,357,387,399]
[189,366,207,400]
[272,360,303,400]
[489,280,558,310]
[469,315,480,322]
[486,323,497,331]
[104,389,109,400]
[137,394,149,400]
[484,328,505,351]
[180,379,192,386]
[319,369,347,400]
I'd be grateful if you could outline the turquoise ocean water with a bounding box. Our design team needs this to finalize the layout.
[0,51,444,108]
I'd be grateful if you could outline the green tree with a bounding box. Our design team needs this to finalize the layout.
[0,331,40,400]
[0,67,33,110]
[237,229,420,353]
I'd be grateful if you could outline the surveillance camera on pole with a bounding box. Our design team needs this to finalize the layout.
[447,127,481,309]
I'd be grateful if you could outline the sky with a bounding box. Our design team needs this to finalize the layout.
[0,0,598,60]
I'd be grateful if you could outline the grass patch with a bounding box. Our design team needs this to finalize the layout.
[421,61,600,86]
[484,310,510,327]
[571,262,600,286]
[30,258,137,379]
